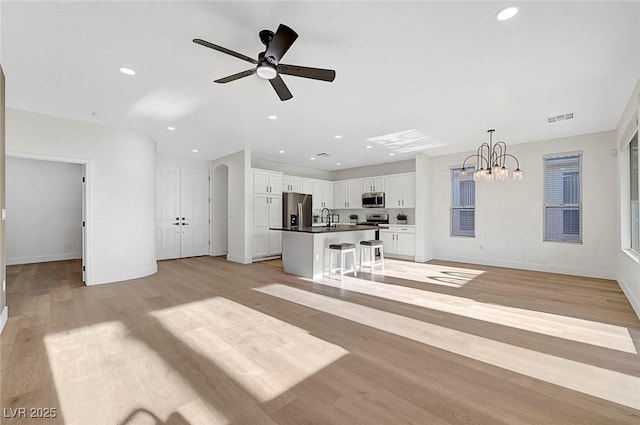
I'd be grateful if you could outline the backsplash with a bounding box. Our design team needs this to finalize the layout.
[313,208,415,225]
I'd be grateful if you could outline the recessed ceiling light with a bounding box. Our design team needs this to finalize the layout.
[166,126,175,131]
[336,162,341,166]
[496,6,518,21]
[389,153,396,156]
[191,149,199,153]
[366,145,372,149]
[118,67,136,75]
[334,135,342,139]
[279,150,285,154]
[310,157,316,161]
[268,115,278,120]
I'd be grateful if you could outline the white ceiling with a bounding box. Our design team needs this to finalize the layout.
[2,1,639,170]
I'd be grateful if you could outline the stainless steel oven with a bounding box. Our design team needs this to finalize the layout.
[362,192,385,208]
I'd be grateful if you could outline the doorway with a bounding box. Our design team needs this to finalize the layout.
[156,165,210,260]
[5,155,88,283]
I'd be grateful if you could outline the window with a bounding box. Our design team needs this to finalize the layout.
[451,167,475,237]
[544,154,582,243]
[630,133,639,253]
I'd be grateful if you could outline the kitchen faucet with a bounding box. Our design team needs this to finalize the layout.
[321,207,331,227]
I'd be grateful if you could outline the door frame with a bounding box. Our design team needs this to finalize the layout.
[6,152,91,284]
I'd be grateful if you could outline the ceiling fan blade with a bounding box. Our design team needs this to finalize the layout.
[264,24,298,63]
[214,68,256,83]
[193,38,258,64]
[269,75,293,101]
[277,64,336,82]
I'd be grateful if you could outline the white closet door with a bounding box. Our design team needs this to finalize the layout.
[156,165,181,260]
[180,167,210,258]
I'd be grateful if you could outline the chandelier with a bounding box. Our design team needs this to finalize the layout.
[461,129,523,181]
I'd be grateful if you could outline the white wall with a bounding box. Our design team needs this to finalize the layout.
[6,109,157,285]
[212,164,228,256]
[6,157,82,264]
[333,159,415,181]
[616,77,640,318]
[430,131,617,279]
[211,149,252,264]
[252,157,333,180]
[415,153,432,262]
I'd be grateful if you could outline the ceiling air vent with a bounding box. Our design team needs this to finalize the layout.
[315,152,331,157]
[548,112,574,123]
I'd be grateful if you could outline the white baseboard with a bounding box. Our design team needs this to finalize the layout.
[227,254,252,264]
[0,306,8,335]
[86,263,158,286]
[210,249,228,256]
[432,253,615,280]
[617,275,640,320]
[7,252,82,266]
[252,255,281,262]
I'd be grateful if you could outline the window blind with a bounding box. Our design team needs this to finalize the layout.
[544,155,582,242]
[451,167,475,237]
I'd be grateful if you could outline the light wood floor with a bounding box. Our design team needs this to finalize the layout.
[1,257,639,424]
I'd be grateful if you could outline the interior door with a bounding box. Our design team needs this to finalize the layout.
[180,167,210,257]
[156,165,210,260]
[156,165,181,260]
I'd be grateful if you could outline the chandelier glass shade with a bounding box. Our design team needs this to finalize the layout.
[460,129,523,182]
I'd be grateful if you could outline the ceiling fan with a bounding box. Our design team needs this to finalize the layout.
[193,24,336,101]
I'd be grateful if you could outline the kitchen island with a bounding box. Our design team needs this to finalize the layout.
[270,225,377,279]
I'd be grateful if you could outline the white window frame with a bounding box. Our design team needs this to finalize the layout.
[451,166,475,237]
[629,132,639,255]
[543,152,583,244]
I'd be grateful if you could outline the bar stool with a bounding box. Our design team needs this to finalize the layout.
[359,240,384,273]
[328,243,357,282]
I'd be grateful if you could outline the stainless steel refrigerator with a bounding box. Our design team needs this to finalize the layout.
[282,192,313,228]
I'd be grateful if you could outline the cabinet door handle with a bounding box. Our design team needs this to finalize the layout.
[183,223,189,226]
[402,200,404,206]
[173,222,180,226]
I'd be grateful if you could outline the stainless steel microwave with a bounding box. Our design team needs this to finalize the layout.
[362,192,385,208]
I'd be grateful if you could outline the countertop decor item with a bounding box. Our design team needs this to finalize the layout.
[349,214,358,223]
[396,212,407,224]
[460,129,523,182]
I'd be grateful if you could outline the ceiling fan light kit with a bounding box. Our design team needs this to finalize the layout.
[256,64,277,80]
[193,24,336,101]
[461,129,523,182]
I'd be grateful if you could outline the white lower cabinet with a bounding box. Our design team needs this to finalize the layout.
[379,226,415,258]
[253,194,282,258]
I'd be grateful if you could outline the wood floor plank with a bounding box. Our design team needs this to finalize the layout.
[1,257,639,425]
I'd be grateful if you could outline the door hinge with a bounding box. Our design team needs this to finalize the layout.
[82,266,86,271]
[82,221,86,227]
[82,177,85,183]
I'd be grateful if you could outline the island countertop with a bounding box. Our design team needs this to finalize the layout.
[270,225,378,233]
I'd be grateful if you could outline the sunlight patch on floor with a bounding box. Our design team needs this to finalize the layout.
[373,260,484,287]
[303,275,637,353]
[150,297,349,402]
[44,321,227,425]
[255,284,640,410]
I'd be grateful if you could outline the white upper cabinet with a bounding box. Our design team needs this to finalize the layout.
[334,179,363,209]
[385,173,415,208]
[254,169,283,195]
[282,175,304,193]
[312,179,333,209]
[362,177,385,193]
[302,178,314,196]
